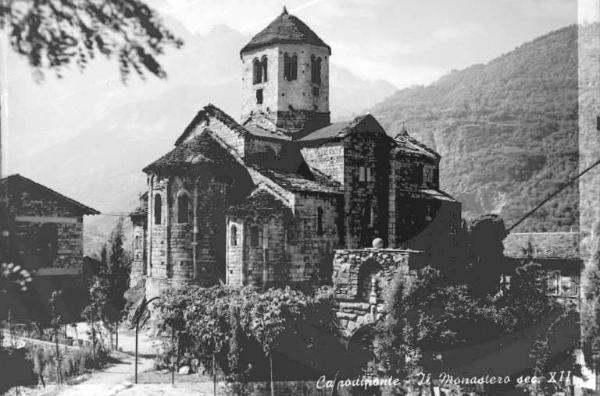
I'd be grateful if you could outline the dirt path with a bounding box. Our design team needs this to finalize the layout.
[54,351,154,396]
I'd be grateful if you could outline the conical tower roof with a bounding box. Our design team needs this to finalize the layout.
[240,7,330,55]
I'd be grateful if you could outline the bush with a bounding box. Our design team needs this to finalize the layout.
[26,343,110,384]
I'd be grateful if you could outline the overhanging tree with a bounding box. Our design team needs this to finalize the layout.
[0,0,183,81]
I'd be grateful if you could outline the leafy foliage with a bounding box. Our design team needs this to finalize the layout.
[154,285,339,381]
[370,25,578,231]
[375,256,557,390]
[0,0,183,81]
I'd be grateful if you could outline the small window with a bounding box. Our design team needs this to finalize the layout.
[261,56,268,82]
[547,272,559,296]
[231,225,238,247]
[177,194,189,223]
[154,194,162,225]
[250,226,260,247]
[358,166,366,182]
[311,55,322,84]
[366,168,375,182]
[364,202,374,227]
[253,58,262,84]
[256,89,263,104]
[317,207,324,236]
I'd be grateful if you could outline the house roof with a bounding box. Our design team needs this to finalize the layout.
[174,103,249,146]
[0,174,99,215]
[251,166,342,195]
[503,232,581,260]
[295,114,387,143]
[244,124,291,141]
[144,130,240,174]
[240,8,330,55]
[227,188,292,216]
[393,127,440,159]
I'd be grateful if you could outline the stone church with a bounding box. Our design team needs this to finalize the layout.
[130,8,461,298]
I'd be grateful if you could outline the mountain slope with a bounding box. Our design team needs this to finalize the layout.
[370,25,578,232]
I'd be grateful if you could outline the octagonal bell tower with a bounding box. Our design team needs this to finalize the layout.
[240,7,331,134]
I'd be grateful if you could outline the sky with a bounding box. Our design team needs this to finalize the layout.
[149,0,577,88]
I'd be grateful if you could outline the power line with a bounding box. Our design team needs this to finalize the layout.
[506,158,600,233]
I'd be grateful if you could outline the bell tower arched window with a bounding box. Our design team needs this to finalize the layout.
[311,55,322,84]
[177,193,189,223]
[154,194,162,225]
[284,53,298,81]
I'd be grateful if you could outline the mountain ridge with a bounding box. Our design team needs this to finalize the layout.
[370,24,579,232]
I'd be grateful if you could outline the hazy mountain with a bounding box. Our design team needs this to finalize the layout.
[7,23,396,255]
[370,25,578,232]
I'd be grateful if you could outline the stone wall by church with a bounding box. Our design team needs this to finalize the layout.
[332,248,424,337]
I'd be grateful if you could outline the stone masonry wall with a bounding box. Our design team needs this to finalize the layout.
[343,133,391,248]
[146,173,237,298]
[226,192,341,288]
[130,222,146,286]
[300,142,345,185]
[184,116,246,157]
[332,248,424,337]
[6,183,86,272]
[241,43,330,134]
[12,219,84,271]
[287,193,342,284]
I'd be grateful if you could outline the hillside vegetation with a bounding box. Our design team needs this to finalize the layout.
[371,25,579,232]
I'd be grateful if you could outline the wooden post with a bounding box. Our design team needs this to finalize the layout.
[212,352,216,396]
[115,323,119,350]
[91,324,96,367]
[135,323,139,384]
[171,326,175,385]
[54,326,61,384]
[7,309,11,347]
[269,353,274,396]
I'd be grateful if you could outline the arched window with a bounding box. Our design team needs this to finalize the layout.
[261,56,268,82]
[311,55,322,84]
[253,58,262,84]
[154,194,162,225]
[177,193,189,223]
[231,225,238,247]
[250,226,260,247]
[284,53,298,81]
[317,207,324,236]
